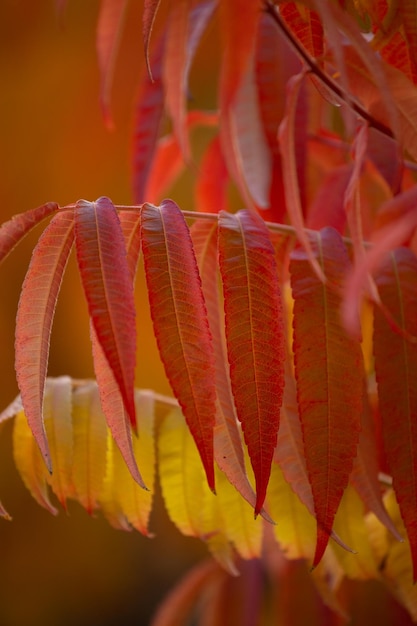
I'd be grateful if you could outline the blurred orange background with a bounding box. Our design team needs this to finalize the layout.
[0,2,209,624]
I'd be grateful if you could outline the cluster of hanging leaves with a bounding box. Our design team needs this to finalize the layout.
[3,0,417,623]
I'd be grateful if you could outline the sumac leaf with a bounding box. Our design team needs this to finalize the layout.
[75,197,137,429]
[373,247,417,581]
[290,227,363,567]
[218,210,285,515]
[141,200,217,490]
[15,209,74,470]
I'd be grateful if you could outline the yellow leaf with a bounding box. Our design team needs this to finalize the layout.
[366,489,417,620]
[110,390,155,535]
[43,377,74,507]
[71,381,108,514]
[332,484,379,580]
[13,409,57,515]
[267,463,316,560]
[99,430,132,531]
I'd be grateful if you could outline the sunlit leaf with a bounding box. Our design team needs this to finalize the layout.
[15,210,75,470]
[141,200,217,490]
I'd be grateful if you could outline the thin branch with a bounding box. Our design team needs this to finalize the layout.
[263,0,394,140]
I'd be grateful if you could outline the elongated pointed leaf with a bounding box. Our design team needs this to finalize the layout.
[43,377,74,508]
[373,247,417,581]
[118,210,142,279]
[71,381,108,515]
[0,202,58,266]
[195,135,229,214]
[290,227,363,567]
[143,0,162,76]
[141,200,217,490]
[218,210,285,515]
[96,0,128,129]
[75,197,137,429]
[13,409,57,515]
[191,220,259,514]
[15,210,75,470]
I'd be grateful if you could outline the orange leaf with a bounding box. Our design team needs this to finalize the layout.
[15,210,75,470]
[143,0,162,77]
[140,200,217,490]
[290,227,363,567]
[280,2,324,59]
[96,0,128,129]
[373,247,417,581]
[75,197,137,429]
[218,210,285,515]
[0,202,58,266]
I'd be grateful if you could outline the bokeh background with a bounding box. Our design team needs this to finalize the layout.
[0,1,213,624]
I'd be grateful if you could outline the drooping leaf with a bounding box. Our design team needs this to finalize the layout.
[15,209,75,471]
[0,202,58,267]
[218,210,285,515]
[13,408,58,515]
[399,0,417,76]
[99,430,132,531]
[143,0,162,76]
[373,247,417,581]
[158,406,215,538]
[290,227,363,567]
[96,0,129,129]
[141,200,217,490]
[71,381,108,515]
[106,391,155,535]
[280,2,324,59]
[74,197,137,429]
[42,376,74,508]
[190,219,259,515]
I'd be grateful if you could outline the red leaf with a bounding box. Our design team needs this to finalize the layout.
[140,200,217,490]
[15,210,75,470]
[96,0,129,129]
[74,197,137,429]
[290,227,363,567]
[131,35,165,203]
[306,164,352,233]
[191,219,265,518]
[0,202,58,266]
[373,247,417,580]
[91,324,147,490]
[280,2,324,59]
[218,210,285,515]
[399,0,417,76]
